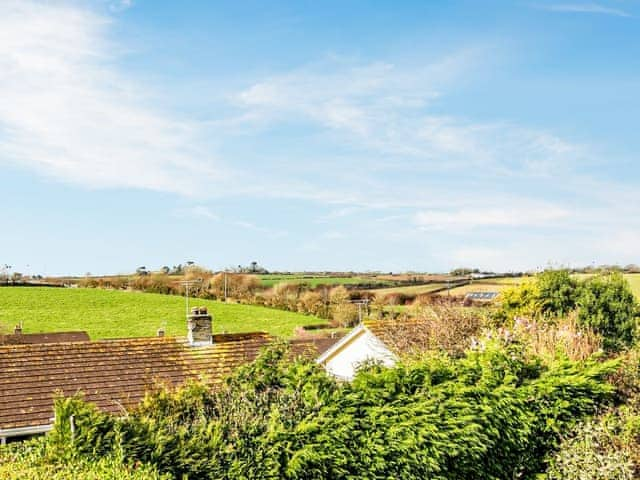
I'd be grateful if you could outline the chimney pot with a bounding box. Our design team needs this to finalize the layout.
[13,325,22,335]
[157,328,165,337]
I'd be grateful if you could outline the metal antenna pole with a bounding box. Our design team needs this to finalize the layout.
[180,280,201,319]
[185,283,190,317]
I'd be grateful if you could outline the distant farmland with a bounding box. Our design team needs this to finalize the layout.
[371,283,449,297]
[443,274,640,299]
[258,274,393,288]
[0,287,323,339]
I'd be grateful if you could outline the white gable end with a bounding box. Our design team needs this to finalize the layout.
[318,325,397,381]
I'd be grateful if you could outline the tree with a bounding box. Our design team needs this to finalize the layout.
[496,270,638,350]
[160,266,170,275]
[136,266,148,276]
[577,273,638,349]
[535,270,579,317]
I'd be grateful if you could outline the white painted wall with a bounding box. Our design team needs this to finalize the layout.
[323,329,397,380]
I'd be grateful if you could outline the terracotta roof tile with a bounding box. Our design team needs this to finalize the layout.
[0,333,271,430]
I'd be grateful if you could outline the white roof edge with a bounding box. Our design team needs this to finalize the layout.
[316,323,368,365]
[0,424,53,438]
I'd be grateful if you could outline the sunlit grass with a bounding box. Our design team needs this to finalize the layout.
[0,287,323,339]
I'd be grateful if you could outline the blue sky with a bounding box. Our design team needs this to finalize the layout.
[2,0,640,275]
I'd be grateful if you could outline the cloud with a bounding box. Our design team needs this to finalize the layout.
[108,0,134,12]
[233,56,586,179]
[537,3,631,17]
[0,0,223,196]
[414,204,570,231]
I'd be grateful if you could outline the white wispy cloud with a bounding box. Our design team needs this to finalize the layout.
[414,204,570,231]
[108,0,134,12]
[2,0,633,272]
[537,3,631,17]
[233,56,586,179]
[0,0,223,196]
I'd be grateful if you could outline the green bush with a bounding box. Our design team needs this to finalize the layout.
[497,271,638,349]
[38,343,617,480]
[577,273,638,349]
[0,438,167,480]
[544,412,639,480]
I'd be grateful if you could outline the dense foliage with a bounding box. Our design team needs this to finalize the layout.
[0,440,168,479]
[498,271,639,349]
[6,342,615,480]
[544,406,640,480]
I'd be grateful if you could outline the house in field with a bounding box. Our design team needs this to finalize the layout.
[0,307,333,445]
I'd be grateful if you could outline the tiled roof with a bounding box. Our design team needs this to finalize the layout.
[290,335,343,357]
[0,333,270,430]
[0,331,90,345]
[363,319,426,342]
[363,319,441,355]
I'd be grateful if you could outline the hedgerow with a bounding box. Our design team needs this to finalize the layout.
[30,341,618,480]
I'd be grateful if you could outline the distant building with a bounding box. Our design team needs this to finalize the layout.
[463,291,499,306]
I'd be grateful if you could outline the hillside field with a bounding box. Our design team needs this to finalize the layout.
[0,287,323,339]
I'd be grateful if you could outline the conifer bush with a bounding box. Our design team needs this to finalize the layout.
[33,342,619,480]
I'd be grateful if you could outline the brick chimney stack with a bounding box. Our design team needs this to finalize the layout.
[13,324,22,335]
[187,306,212,346]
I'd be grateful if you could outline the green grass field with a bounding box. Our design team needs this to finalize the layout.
[0,287,323,339]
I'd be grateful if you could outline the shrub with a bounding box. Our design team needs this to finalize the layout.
[208,273,259,300]
[577,273,638,350]
[0,437,167,480]
[537,270,579,317]
[39,343,617,480]
[512,315,603,361]
[328,285,350,305]
[298,290,325,316]
[544,415,636,480]
[379,305,485,357]
[496,271,638,350]
[330,302,359,327]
